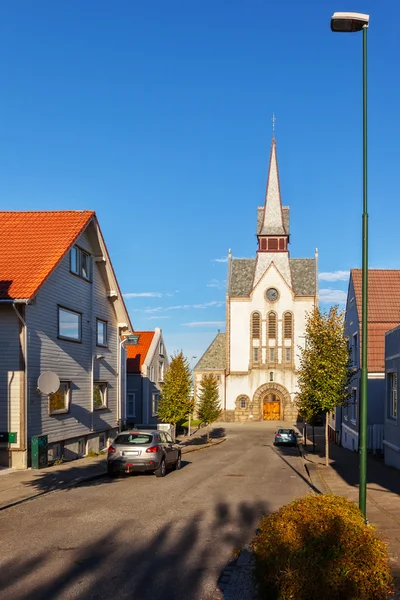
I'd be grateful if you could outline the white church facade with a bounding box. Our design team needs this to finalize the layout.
[194,138,318,422]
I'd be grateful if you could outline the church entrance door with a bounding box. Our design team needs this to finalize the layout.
[263,393,280,420]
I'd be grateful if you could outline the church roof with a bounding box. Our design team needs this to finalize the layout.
[257,206,289,235]
[194,332,226,371]
[228,257,316,298]
[258,140,287,236]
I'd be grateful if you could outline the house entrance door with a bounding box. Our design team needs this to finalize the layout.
[263,393,280,420]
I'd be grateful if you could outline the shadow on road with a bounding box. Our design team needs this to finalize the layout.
[0,498,269,600]
[264,444,322,495]
[182,427,226,447]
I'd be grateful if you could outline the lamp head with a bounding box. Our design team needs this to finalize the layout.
[331,12,369,33]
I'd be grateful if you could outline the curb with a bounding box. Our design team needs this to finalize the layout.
[0,437,227,512]
[298,442,331,495]
[214,545,260,600]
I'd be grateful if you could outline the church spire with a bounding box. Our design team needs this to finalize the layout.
[257,137,289,252]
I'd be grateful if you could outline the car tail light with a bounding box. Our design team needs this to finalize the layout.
[108,446,116,454]
[146,445,159,453]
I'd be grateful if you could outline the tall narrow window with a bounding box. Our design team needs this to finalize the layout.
[285,347,292,363]
[269,372,274,382]
[353,333,358,366]
[127,392,136,417]
[252,312,261,339]
[283,312,293,339]
[268,312,277,339]
[390,373,398,419]
[253,347,259,362]
[269,348,275,363]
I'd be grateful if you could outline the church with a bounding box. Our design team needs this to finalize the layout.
[194,137,318,422]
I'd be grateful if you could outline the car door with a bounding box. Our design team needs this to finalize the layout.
[165,432,178,462]
[159,431,171,464]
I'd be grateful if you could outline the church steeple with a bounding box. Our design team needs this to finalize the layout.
[257,138,289,252]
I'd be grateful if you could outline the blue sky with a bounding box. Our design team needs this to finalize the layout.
[1,1,399,362]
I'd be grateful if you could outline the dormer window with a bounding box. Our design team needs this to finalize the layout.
[70,246,92,281]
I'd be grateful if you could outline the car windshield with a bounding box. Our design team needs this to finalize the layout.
[278,429,294,434]
[115,433,153,445]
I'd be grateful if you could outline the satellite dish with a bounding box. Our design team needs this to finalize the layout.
[37,371,60,395]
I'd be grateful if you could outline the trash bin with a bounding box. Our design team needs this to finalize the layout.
[31,435,48,469]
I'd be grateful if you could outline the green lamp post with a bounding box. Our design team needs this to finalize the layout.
[330,11,370,520]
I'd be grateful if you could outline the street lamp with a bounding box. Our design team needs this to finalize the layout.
[330,11,369,520]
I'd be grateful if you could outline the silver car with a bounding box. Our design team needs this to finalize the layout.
[107,430,182,477]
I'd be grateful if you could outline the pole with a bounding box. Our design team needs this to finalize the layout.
[359,24,368,520]
[312,425,315,454]
[188,412,191,437]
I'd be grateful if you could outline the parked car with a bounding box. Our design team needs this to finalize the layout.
[107,430,182,477]
[274,428,297,446]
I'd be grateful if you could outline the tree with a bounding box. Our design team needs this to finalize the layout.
[296,306,352,466]
[157,352,193,430]
[197,374,221,442]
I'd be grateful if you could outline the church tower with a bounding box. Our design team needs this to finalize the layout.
[194,134,318,422]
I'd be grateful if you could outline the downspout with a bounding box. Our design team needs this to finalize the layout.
[118,337,127,432]
[12,303,28,467]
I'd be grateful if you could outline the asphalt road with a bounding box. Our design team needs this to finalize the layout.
[0,422,312,600]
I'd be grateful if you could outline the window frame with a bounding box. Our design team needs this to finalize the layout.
[251,312,261,339]
[269,347,275,363]
[69,245,92,282]
[58,306,82,343]
[239,397,247,409]
[352,333,358,366]
[96,318,108,347]
[389,372,398,420]
[127,392,136,418]
[283,312,293,339]
[253,347,260,363]
[285,347,292,363]
[93,382,108,411]
[49,381,71,415]
[268,312,277,339]
[152,392,159,417]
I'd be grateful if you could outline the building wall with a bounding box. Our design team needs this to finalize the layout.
[384,326,400,469]
[0,305,24,467]
[227,262,314,420]
[126,373,142,425]
[25,225,120,456]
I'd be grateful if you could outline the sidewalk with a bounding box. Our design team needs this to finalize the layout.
[299,425,400,578]
[0,427,226,511]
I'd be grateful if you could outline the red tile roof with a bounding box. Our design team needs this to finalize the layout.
[0,211,94,300]
[126,332,155,373]
[352,269,400,371]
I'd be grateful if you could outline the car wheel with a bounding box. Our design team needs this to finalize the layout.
[173,453,182,471]
[155,458,166,478]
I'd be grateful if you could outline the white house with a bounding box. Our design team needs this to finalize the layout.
[194,138,318,422]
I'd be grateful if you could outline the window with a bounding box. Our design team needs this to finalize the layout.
[58,307,82,341]
[149,366,154,382]
[269,347,275,363]
[268,238,278,250]
[158,361,164,382]
[269,371,274,382]
[77,439,85,456]
[96,319,107,347]
[115,433,153,444]
[49,382,70,414]
[268,312,277,339]
[216,375,221,382]
[70,246,92,281]
[239,397,247,409]
[353,333,358,365]
[252,312,261,339]
[260,238,267,251]
[253,347,259,362]
[152,393,159,416]
[159,341,164,356]
[93,382,107,409]
[127,393,136,417]
[389,373,398,419]
[285,348,291,363]
[283,313,293,339]
[99,433,106,451]
[350,388,357,421]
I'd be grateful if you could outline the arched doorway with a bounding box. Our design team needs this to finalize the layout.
[263,393,281,420]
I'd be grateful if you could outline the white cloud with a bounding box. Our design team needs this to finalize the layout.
[207,279,226,289]
[148,316,171,320]
[319,288,347,304]
[166,301,224,311]
[143,307,164,314]
[124,292,163,298]
[212,257,228,263]
[318,271,350,282]
[182,321,225,328]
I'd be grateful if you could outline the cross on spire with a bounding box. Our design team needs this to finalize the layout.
[272,113,276,139]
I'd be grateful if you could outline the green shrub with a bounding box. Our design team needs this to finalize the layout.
[251,494,393,600]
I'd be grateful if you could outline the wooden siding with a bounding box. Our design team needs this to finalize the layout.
[25,226,120,444]
[0,305,23,447]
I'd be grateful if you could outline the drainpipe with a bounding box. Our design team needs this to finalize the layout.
[118,337,127,432]
[12,303,29,468]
